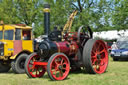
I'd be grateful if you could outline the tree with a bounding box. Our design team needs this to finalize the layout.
[0,0,20,24]
[112,0,128,30]
[0,0,42,25]
[0,0,127,37]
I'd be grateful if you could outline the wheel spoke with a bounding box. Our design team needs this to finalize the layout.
[98,49,105,55]
[29,62,33,65]
[62,67,66,71]
[61,58,64,65]
[92,59,97,65]
[98,62,105,71]
[54,59,58,65]
[97,43,101,51]
[59,70,63,77]
[100,59,105,66]
[63,63,67,65]
[36,69,38,75]
[37,66,41,73]
[95,59,105,71]
[52,70,57,75]
[29,66,35,72]
[91,54,97,59]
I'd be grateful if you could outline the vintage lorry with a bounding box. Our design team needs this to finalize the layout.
[0,24,33,73]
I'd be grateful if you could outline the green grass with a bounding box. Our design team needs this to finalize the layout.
[0,57,128,85]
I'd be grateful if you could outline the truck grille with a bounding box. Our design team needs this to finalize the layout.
[0,43,4,56]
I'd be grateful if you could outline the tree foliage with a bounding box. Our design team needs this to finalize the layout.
[112,0,128,30]
[0,0,127,37]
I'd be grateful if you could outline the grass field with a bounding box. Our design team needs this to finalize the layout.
[0,57,128,85]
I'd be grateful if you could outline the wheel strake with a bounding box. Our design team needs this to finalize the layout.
[91,40,108,74]
[26,53,46,78]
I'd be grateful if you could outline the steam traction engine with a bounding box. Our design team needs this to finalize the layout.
[25,4,108,80]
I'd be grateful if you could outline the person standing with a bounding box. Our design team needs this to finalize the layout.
[111,42,118,50]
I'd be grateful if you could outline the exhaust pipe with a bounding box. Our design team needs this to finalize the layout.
[43,4,50,35]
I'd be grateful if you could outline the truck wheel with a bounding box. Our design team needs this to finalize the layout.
[25,53,46,78]
[0,63,10,73]
[11,53,28,74]
[47,53,70,81]
[83,39,108,74]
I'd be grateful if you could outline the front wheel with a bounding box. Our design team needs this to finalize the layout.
[83,39,108,74]
[11,53,28,74]
[25,53,46,78]
[47,53,70,81]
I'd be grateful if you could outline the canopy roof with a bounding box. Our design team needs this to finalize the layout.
[0,24,32,30]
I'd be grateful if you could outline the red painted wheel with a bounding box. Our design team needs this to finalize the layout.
[47,53,70,81]
[83,39,108,74]
[25,53,46,78]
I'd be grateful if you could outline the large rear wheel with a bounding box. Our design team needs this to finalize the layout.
[47,53,70,81]
[83,39,108,74]
[25,53,46,78]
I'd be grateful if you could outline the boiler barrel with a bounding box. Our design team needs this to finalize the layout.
[38,41,78,58]
[55,41,78,56]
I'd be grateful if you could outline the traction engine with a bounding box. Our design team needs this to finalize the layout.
[25,4,108,81]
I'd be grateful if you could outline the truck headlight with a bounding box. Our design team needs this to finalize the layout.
[1,52,4,56]
[122,51,128,55]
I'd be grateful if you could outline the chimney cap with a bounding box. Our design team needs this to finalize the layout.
[44,4,50,8]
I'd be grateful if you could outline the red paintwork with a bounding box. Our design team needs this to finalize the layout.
[33,62,48,66]
[55,41,70,55]
[25,31,108,80]
[55,32,79,56]
[49,54,70,80]
[64,32,78,42]
[13,40,22,55]
[16,24,26,26]
[27,53,46,77]
[91,40,108,74]
[55,41,78,56]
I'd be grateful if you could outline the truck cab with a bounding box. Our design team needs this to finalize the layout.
[0,24,33,73]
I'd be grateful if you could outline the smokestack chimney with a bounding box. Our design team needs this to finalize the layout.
[43,4,50,35]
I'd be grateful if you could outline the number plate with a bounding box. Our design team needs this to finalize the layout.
[114,52,120,56]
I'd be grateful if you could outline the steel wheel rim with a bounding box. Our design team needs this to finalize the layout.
[91,40,108,74]
[27,54,45,77]
[50,54,70,80]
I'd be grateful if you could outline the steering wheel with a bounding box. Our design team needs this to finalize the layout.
[77,25,93,46]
